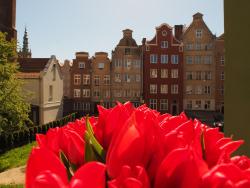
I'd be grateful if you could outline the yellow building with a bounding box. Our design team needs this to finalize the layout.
[183,13,216,111]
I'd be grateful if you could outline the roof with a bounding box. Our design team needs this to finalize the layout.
[217,33,225,40]
[18,58,49,73]
[117,37,138,47]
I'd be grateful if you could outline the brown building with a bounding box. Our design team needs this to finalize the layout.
[0,0,17,41]
[60,59,72,98]
[142,23,184,114]
[111,29,142,107]
[91,52,111,112]
[69,52,92,116]
[183,13,216,113]
[215,34,224,114]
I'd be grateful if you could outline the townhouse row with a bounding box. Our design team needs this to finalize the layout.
[61,12,224,117]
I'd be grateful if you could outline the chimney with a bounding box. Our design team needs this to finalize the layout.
[123,29,133,38]
[174,25,183,41]
[142,38,146,45]
[193,12,203,20]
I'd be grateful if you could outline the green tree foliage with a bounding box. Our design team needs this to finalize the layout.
[0,32,31,134]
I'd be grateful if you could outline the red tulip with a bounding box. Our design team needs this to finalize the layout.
[201,163,250,188]
[106,109,157,178]
[108,165,150,188]
[26,147,106,188]
[154,146,208,188]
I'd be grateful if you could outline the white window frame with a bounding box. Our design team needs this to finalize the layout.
[186,85,192,95]
[171,69,178,78]
[83,74,90,85]
[161,69,168,78]
[149,99,157,110]
[74,89,81,98]
[196,29,202,38]
[114,73,121,82]
[74,74,81,85]
[150,54,157,64]
[187,100,192,109]
[161,55,168,64]
[104,75,110,85]
[150,84,157,94]
[82,89,90,98]
[186,56,193,64]
[94,75,100,86]
[98,62,105,69]
[79,62,85,69]
[171,55,179,64]
[171,84,178,94]
[161,41,168,48]
[150,69,157,78]
[160,84,168,94]
[160,99,168,110]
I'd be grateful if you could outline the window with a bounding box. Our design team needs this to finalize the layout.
[160,84,168,94]
[93,89,100,97]
[195,43,202,50]
[114,59,122,68]
[186,85,192,94]
[73,102,81,111]
[161,69,168,78]
[186,56,193,64]
[204,71,212,80]
[136,74,140,82]
[52,64,56,81]
[187,100,192,109]
[94,75,100,86]
[162,30,167,36]
[114,73,121,82]
[150,54,157,64]
[195,100,201,109]
[114,90,122,97]
[83,103,90,111]
[104,75,110,85]
[204,100,211,110]
[171,55,179,64]
[49,85,53,101]
[171,84,178,94]
[149,99,157,110]
[83,74,90,85]
[74,74,81,85]
[150,69,157,78]
[124,74,131,82]
[195,56,201,64]
[195,85,202,95]
[196,71,202,80]
[204,56,212,64]
[185,43,193,50]
[98,63,104,69]
[161,41,168,48]
[134,60,141,68]
[171,69,178,78]
[104,90,110,98]
[125,59,132,69]
[124,90,132,97]
[82,89,90,98]
[103,102,111,109]
[125,48,131,55]
[79,62,85,69]
[150,84,157,94]
[161,55,168,64]
[160,99,168,110]
[204,86,211,95]
[220,56,225,65]
[196,29,202,38]
[221,71,224,80]
[186,72,193,80]
[146,46,150,51]
[220,85,224,95]
[74,89,81,98]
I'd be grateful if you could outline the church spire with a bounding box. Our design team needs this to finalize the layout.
[18,27,32,58]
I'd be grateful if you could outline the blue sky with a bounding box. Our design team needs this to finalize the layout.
[16,0,224,62]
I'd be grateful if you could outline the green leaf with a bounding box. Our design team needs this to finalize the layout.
[85,116,106,162]
[84,131,97,162]
[59,151,74,180]
[201,130,206,160]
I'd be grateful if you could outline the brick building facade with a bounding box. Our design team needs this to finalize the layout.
[142,23,183,115]
[0,0,17,41]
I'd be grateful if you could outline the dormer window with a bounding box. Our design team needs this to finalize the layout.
[161,41,168,48]
[162,30,167,36]
[79,62,85,69]
[196,29,202,38]
[98,63,104,69]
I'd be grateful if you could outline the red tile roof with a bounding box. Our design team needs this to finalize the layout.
[17,58,50,72]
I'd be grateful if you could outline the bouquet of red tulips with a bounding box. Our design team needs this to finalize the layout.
[26,102,250,188]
